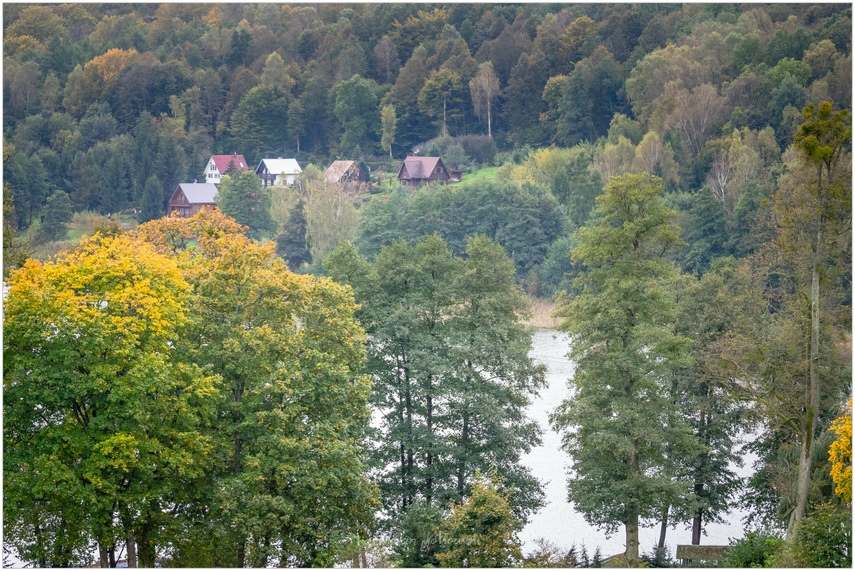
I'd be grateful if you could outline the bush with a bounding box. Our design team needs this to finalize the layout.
[454,134,497,166]
[721,530,784,568]
[66,210,105,236]
[641,545,674,568]
[791,503,852,568]
[391,500,446,568]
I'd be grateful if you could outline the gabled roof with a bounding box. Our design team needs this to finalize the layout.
[325,160,362,182]
[256,158,302,176]
[174,183,218,204]
[397,156,443,180]
[210,154,250,174]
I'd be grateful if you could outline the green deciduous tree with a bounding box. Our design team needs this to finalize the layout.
[229,85,289,165]
[4,234,216,568]
[136,211,378,567]
[298,165,360,265]
[776,102,851,538]
[669,258,746,545]
[325,235,546,525]
[551,173,697,567]
[418,68,464,136]
[713,103,851,541]
[215,169,275,241]
[333,74,380,155]
[469,62,500,139]
[380,104,397,158]
[354,180,566,281]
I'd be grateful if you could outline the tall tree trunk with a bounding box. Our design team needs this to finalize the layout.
[34,524,46,568]
[658,505,668,549]
[625,508,640,568]
[442,95,447,136]
[487,100,492,139]
[237,542,245,568]
[405,366,414,505]
[125,530,137,569]
[787,224,824,541]
[624,438,641,567]
[400,388,407,510]
[457,409,469,497]
[100,543,110,568]
[426,385,433,504]
[258,534,270,568]
[692,506,703,545]
[788,421,814,540]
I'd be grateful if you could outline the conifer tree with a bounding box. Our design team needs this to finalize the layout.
[215,170,275,241]
[139,174,162,224]
[39,189,72,242]
[274,198,311,270]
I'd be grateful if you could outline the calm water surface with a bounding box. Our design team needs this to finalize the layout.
[519,330,755,559]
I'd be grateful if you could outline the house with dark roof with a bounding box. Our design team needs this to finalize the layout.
[168,183,219,217]
[255,158,302,188]
[397,156,450,187]
[204,154,251,184]
[325,160,368,185]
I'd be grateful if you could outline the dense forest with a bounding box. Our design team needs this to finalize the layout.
[3,3,852,569]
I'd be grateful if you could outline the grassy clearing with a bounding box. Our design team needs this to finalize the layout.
[66,211,105,240]
[450,166,498,186]
[520,296,561,330]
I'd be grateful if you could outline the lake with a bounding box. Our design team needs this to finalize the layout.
[519,330,756,560]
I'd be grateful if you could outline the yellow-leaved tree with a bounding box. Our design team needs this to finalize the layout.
[3,233,216,568]
[136,210,377,568]
[829,399,852,503]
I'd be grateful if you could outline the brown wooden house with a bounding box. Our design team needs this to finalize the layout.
[396,156,450,187]
[326,160,368,185]
[168,183,219,217]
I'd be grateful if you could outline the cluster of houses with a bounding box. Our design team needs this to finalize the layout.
[167,154,455,218]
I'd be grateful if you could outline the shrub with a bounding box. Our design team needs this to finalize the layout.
[721,530,784,568]
[454,134,497,166]
[791,503,852,568]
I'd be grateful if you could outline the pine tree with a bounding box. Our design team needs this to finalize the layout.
[215,170,275,241]
[683,185,728,275]
[139,174,162,224]
[39,189,73,243]
[274,199,311,270]
[100,152,129,215]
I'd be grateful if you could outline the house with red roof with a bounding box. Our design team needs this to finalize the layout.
[397,156,450,187]
[204,154,251,184]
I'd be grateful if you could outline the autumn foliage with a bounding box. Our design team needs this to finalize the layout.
[829,399,852,503]
[4,212,376,567]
